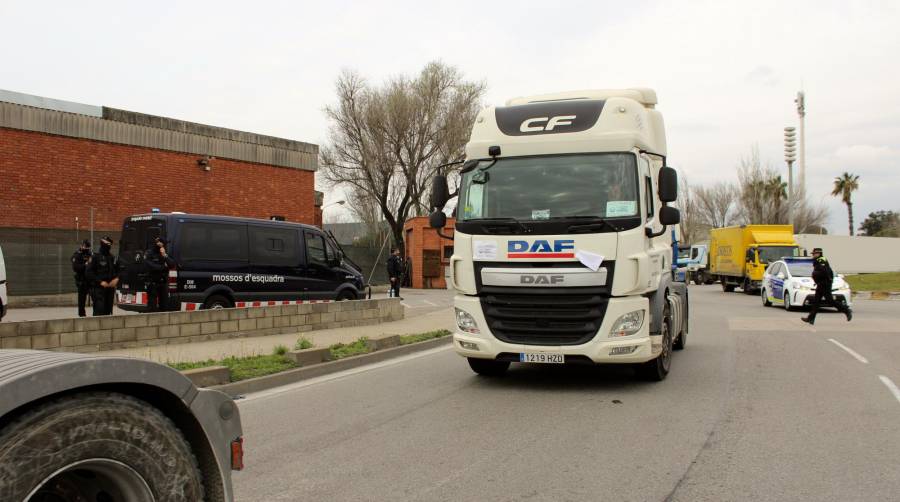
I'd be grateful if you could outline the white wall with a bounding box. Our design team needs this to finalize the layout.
[794,235,900,274]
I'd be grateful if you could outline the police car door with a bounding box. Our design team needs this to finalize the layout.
[770,263,785,300]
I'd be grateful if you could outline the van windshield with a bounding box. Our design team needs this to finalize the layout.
[457,153,639,222]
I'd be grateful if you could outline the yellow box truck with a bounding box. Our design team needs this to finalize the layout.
[709,225,798,294]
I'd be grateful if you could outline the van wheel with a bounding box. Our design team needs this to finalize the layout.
[203,294,233,310]
[0,392,204,502]
[336,290,357,301]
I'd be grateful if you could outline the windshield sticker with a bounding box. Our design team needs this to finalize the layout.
[473,240,498,260]
[532,209,550,220]
[606,201,636,217]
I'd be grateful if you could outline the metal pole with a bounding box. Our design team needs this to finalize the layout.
[796,91,806,194]
[90,207,95,245]
[787,160,794,226]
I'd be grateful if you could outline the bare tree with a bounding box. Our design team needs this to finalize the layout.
[320,62,485,255]
[693,182,739,229]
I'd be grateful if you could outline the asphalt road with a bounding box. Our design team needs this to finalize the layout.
[232,286,900,501]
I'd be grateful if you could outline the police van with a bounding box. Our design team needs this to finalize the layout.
[116,213,365,312]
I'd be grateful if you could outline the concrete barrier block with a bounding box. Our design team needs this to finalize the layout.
[263,306,284,317]
[168,312,192,324]
[124,316,149,328]
[308,313,322,324]
[136,326,159,340]
[257,317,274,330]
[75,317,102,331]
[335,311,351,322]
[248,308,265,319]
[201,322,218,335]
[159,325,180,338]
[112,328,137,343]
[209,309,230,321]
[238,319,257,332]
[219,320,238,333]
[349,310,363,320]
[366,334,401,352]
[180,323,201,337]
[191,310,213,323]
[286,347,332,366]
[87,330,112,344]
[319,312,336,323]
[32,334,60,350]
[229,309,249,321]
[1,336,32,349]
[273,316,290,328]
[17,321,48,337]
[45,318,75,334]
[60,331,88,347]
[312,303,329,313]
[280,305,299,315]
[0,323,17,337]
[290,315,308,326]
[181,366,230,387]
[146,313,171,326]
[99,317,125,330]
[297,304,313,314]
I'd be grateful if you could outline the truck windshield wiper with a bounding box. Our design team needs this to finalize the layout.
[566,218,618,233]
[467,217,532,233]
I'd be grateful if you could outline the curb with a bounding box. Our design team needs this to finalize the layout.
[852,291,900,301]
[210,336,452,396]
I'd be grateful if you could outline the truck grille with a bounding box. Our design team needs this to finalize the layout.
[480,293,609,346]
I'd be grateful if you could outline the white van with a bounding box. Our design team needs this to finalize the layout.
[0,245,7,320]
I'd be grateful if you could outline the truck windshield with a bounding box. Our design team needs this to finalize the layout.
[457,153,639,222]
[758,246,798,264]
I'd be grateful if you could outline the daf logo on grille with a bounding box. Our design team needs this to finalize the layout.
[520,275,564,285]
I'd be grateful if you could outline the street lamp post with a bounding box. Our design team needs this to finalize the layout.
[784,127,797,226]
[795,91,806,194]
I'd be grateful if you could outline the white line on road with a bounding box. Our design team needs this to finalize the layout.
[827,338,869,364]
[423,300,438,307]
[237,345,452,404]
[879,376,900,406]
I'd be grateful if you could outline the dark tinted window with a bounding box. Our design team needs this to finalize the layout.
[305,232,328,267]
[250,226,298,266]
[180,222,247,261]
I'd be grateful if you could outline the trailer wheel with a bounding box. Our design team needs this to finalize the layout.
[203,294,233,310]
[0,392,204,502]
[637,311,673,381]
[467,358,510,377]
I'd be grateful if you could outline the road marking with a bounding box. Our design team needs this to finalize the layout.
[827,338,869,364]
[237,345,453,404]
[879,376,900,406]
[423,300,438,307]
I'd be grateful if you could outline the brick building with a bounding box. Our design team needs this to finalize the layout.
[0,90,320,296]
[403,216,455,289]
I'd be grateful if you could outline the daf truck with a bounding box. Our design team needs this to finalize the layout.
[709,225,798,294]
[429,88,688,381]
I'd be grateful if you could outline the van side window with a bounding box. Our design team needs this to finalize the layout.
[181,223,248,261]
[250,226,298,266]
[305,232,328,267]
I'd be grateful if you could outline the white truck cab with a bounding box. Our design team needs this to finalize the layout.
[430,88,688,381]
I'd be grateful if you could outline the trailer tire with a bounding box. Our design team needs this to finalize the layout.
[467,358,510,377]
[0,392,204,502]
[637,312,673,381]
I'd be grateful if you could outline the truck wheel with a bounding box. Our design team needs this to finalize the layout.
[637,314,673,381]
[467,358,510,377]
[203,294,233,310]
[742,278,755,295]
[721,280,735,293]
[694,270,705,285]
[0,392,204,502]
[762,288,772,307]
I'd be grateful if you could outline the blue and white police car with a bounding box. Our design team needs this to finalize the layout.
[761,257,852,311]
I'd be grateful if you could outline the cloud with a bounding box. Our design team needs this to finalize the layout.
[744,66,780,86]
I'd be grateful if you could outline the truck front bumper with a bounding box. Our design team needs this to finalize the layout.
[452,294,659,364]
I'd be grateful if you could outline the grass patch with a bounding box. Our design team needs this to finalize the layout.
[295,337,314,350]
[844,272,900,292]
[169,345,297,382]
[399,329,452,345]
[329,337,372,360]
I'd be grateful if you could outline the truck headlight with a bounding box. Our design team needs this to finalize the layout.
[455,308,480,334]
[609,310,644,337]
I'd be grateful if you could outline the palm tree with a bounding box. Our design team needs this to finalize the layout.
[831,172,860,236]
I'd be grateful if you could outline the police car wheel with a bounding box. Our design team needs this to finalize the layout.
[761,288,772,307]
[203,295,233,310]
[784,293,793,311]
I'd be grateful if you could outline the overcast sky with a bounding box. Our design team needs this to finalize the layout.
[2,0,898,234]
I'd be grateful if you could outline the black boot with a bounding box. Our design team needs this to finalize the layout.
[801,316,814,325]
[846,308,853,322]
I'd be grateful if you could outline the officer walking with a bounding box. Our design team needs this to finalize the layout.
[387,247,403,299]
[802,247,852,325]
[85,236,119,316]
[70,240,92,317]
[144,237,175,312]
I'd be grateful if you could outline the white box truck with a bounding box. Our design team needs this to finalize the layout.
[429,88,688,381]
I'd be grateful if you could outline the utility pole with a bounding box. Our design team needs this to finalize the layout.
[795,91,806,194]
[89,207,95,246]
[784,127,797,226]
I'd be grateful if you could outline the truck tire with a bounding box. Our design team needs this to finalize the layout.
[694,270,705,285]
[637,312,673,381]
[721,280,735,293]
[742,278,755,295]
[467,358,510,376]
[203,294,233,310]
[0,392,204,502]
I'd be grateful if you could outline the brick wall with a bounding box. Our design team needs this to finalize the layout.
[403,216,455,289]
[0,299,403,353]
[0,127,316,232]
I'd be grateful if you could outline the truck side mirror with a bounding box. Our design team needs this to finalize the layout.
[658,167,678,203]
[659,206,680,225]
[430,211,447,229]
[430,175,450,210]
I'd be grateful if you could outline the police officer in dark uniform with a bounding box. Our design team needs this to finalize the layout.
[387,247,403,299]
[802,247,852,325]
[144,237,175,312]
[71,239,92,317]
[85,236,119,316]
